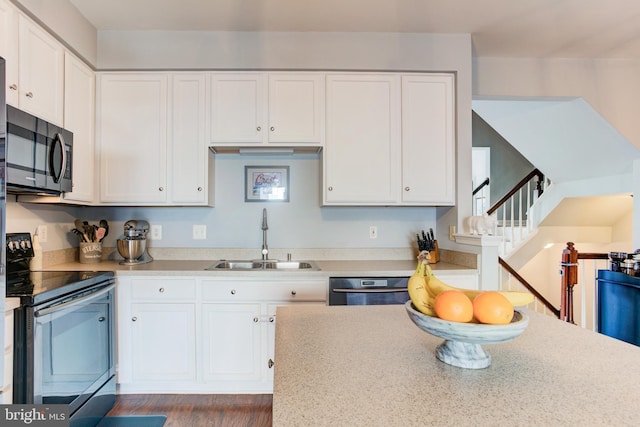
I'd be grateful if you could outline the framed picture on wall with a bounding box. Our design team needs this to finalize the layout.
[245,166,290,202]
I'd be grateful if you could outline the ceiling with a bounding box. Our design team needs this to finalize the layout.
[69,0,640,59]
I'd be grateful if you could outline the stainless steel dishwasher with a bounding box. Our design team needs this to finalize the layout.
[329,277,409,305]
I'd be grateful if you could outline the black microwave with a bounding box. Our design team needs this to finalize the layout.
[6,105,72,194]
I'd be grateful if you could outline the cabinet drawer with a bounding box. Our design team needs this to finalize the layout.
[201,280,327,302]
[131,279,197,301]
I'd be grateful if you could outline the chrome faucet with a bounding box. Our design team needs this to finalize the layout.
[261,208,269,260]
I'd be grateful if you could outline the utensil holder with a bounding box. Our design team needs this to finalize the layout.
[430,240,440,263]
[79,242,103,264]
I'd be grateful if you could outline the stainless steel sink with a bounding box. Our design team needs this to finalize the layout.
[206,260,320,271]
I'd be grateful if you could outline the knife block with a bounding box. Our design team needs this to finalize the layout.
[429,241,440,263]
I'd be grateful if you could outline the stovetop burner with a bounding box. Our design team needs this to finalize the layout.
[6,232,114,305]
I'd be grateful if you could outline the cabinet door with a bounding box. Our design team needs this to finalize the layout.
[97,73,168,204]
[169,73,209,204]
[0,0,18,106]
[130,303,196,382]
[201,303,263,382]
[17,14,64,125]
[211,73,266,144]
[324,74,400,204]
[268,73,324,144]
[63,53,95,204]
[401,74,455,205]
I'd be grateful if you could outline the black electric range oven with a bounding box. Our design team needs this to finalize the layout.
[6,233,116,427]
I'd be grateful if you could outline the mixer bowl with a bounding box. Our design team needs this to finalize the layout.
[117,238,146,261]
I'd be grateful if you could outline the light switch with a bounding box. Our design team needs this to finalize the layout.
[193,225,207,240]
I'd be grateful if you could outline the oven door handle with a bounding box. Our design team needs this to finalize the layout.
[35,284,115,318]
[332,288,408,293]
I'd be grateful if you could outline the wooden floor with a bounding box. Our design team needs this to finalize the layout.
[106,394,273,427]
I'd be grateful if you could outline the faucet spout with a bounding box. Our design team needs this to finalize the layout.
[261,208,269,260]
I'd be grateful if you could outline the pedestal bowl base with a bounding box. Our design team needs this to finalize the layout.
[435,339,491,369]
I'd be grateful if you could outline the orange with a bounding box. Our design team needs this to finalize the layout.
[434,290,473,323]
[473,292,514,324]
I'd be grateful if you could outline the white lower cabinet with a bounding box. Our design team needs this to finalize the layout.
[116,275,327,393]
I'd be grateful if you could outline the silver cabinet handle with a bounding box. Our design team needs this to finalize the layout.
[159,287,165,293]
[253,317,259,323]
[328,186,333,191]
[269,316,275,322]
[132,317,137,322]
[257,126,261,131]
[197,187,202,192]
[268,359,274,369]
[404,187,410,191]
[25,91,33,98]
[9,84,17,91]
[98,317,106,322]
[270,126,275,131]
[159,187,164,191]
[291,290,297,296]
[231,289,236,295]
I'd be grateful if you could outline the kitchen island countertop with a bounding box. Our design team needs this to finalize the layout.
[273,304,640,426]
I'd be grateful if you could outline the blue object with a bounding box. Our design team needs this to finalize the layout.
[597,270,640,346]
[96,415,167,427]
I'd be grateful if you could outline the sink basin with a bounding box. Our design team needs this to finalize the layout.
[206,260,320,271]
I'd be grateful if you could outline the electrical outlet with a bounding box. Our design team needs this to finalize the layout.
[37,225,48,243]
[193,225,207,240]
[151,225,162,240]
[369,226,378,239]
[449,225,456,240]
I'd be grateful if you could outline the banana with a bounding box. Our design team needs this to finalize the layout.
[407,260,437,316]
[423,263,534,307]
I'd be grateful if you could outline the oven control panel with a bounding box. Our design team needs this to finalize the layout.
[7,232,34,261]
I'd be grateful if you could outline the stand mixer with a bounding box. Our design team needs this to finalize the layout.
[116,220,154,265]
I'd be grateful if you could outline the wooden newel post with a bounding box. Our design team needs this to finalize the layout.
[560,242,578,324]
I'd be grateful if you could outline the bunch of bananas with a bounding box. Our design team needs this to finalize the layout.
[408,251,534,317]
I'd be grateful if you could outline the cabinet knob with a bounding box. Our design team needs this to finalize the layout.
[328,186,333,191]
[253,317,259,323]
[231,289,236,295]
[25,91,33,98]
[404,186,410,191]
[159,187,164,191]
[197,187,202,192]
[268,359,274,369]
[270,126,275,131]
[98,317,106,322]
[9,84,17,91]
[269,316,275,322]
[257,126,262,131]
[159,287,165,293]
[291,290,297,296]
[131,317,137,322]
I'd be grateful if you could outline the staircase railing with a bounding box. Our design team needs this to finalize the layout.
[498,256,560,318]
[486,168,546,255]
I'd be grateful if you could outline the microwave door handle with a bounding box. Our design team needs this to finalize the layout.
[51,133,66,183]
[34,284,115,318]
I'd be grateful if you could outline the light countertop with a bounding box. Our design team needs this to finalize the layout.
[38,259,475,278]
[272,304,640,426]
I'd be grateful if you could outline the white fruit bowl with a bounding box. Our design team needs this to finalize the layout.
[405,300,529,369]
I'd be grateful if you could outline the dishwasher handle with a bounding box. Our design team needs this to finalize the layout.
[332,288,408,293]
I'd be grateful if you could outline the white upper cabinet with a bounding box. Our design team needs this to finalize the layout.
[0,1,64,125]
[17,14,64,125]
[267,73,324,144]
[323,72,456,206]
[0,0,18,107]
[401,74,455,205]
[169,73,212,205]
[324,74,401,205]
[62,53,96,204]
[97,73,168,204]
[210,72,324,147]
